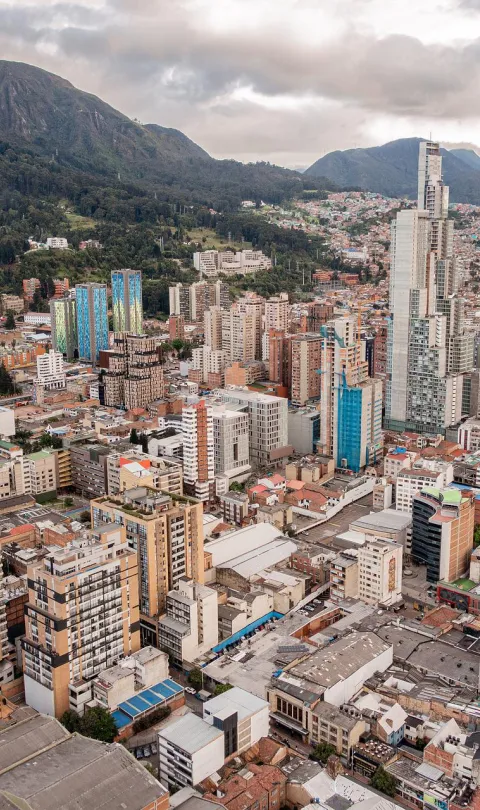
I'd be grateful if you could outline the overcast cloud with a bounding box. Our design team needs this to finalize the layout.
[1,0,480,167]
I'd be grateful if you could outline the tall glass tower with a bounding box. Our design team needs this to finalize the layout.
[111,269,143,334]
[75,283,109,363]
[50,294,77,360]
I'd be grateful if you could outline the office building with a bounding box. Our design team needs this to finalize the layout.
[386,142,473,433]
[320,316,382,470]
[412,487,474,583]
[158,712,225,789]
[358,539,403,607]
[395,461,454,513]
[111,269,143,334]
[99,333,164,410]
[220,388,290,466]
[291,334,322,406]
[70,441,111,499]
[182,400,215,501]
[194,249,272,278]
[23,523,140,717]
[35,350,66,391]
[91,488,204,637]
[50,294,77,360]
[158,577,218,665]
[75,283,108,363]
[265,293,289,332]
[213,405,250,480]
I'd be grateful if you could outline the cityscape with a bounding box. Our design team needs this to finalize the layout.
[1,6,480,810]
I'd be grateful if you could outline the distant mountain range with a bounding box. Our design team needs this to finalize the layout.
[305,137,480,204]
[0,60,335,209]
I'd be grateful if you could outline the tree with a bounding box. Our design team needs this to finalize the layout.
[80,510,90,524]
[0,363,14,396]
[130,427,139,444]
[64,497,74,507]
[310,742,336,764]
[229,481,244,492]
[79,706,118,743]
[371,766,397,798]
[4,310,16,330]
[60,709,81,733]
[214,683,233,696]
[474,525,480,548]
[140,432,149,453]
[188,668,203,690]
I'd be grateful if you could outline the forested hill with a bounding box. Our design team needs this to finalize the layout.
[0,60,335,211]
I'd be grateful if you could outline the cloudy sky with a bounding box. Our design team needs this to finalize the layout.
[1,0,480,168]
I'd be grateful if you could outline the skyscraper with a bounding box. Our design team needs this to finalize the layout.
[290,334,322,406]
[75,283,109,363]
[182,400,215,502]
[386,142,474,434]
[50,294,77,360]
[99,333,164,410]
[111,269,143,334]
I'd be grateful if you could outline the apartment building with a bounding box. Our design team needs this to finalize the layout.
[224,360,266,387]
[265,293,289,332]
[194,249,271,278]
[22,450,57,497]
[311,702,366,758]
[204,306,223,350]
[91,488,204,640]
[70,442,111,499]
[459,417,480,452]
[220,389,290,466]
[330,553,359,601]
[46,237,68,249]
[182,400,215,501]
[50,294,77,360]
[106,451,183,496]
[220,491,250,525]
[222,307,256,363]
[191,345,227,386]
[158,577,218,665]
[213,405,250,480]
[22,277,40,300]
[291,334,322,406]
[269,330,292,391]
[396,462,454,513]
[1,294,24,314]
[358,540,403,607]
[23,523,140,717]
[412,487,474,583]
[35,351,66,391]
[99,333,164,411]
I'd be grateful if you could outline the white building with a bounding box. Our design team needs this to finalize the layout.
[395,461,454,513]
[158,578,219,665]
[158,712,225,789]
[265,293,289,332]
[35,351,66,391]
[220,388,290,466]
[203,687,269,756]
[213,405,250,480]
[46,237,69,249]
[194,249,272,278]
[24,312,52,326]
[358,539,403,606]
[0,407,15,439]
[459,417,480,453]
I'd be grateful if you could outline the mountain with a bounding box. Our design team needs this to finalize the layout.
[305,137,480,204]
[449,148,480,172]
[0,60,333,209]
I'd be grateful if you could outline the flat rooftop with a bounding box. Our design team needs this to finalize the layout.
[159,713,223,754]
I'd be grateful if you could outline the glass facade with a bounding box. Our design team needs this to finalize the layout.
[50,296,77,359]
[75,284,108,362]
[112,270,143,334]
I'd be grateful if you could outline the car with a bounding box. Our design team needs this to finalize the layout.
[143,746,151,758]
[136,749,144,759]
[305,606,315,612]
[185,686,197,695]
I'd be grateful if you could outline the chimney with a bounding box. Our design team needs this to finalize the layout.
[326,755,345,779]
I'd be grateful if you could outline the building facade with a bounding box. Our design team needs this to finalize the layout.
[50,294,77,360]
[75,283,109,363]
[99,333,164,410]
[182,400,215,501]
[111,269,143,334]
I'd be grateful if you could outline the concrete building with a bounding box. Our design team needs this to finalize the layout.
[269,330,292,390]
[396,461,454,513]
[91,489,204,638]
[330,552,359,601]
[204,306,223,350]
[75,282,109,363]
[194,249,271,278]
[99,333,164,410]
[222,307,256,363]
[91,646,168,712]
[111,269,143,334]
[311,701,366,757]
[158,712,225,789]
[22,450,57,496]
[70,441,111,499]
[220,491,249,525]
[158,577,218,665]
[35,350,66,391]
[358,539,403,606]
[204,686,269,755]
[265,293,289,332]
[46,236,68,249]
[220,388,290,466]
[50,294,77,360]
[213,405,250,481]
[459,417,480,452]
[412,486,475,583]
[0,406,15,439]
[106,451,183,496]
[288,408,321,455]
[291,334,322,406]
[182,400,215,501]
[23,524,140,717]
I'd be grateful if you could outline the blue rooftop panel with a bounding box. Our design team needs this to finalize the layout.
[112,709,131,729]
[151,682,174,699]
[163,678,183,694]
[126,694,151,712]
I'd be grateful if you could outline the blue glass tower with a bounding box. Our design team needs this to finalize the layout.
[75,283,109,363]
[111,269,143,334]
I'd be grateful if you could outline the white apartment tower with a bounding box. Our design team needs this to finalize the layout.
[386,141,473,434]
[35,350,66,391]
[182,400,215,501]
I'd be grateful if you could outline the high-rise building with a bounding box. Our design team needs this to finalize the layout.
[111,269,143,334]
[91,489,204,641]
[237,293,264,360]
[320,316,383,470]
[50,294,77,360]
[182,400,215,501]
[22,523,140,717]
[75,283,109,363]
[158,577,219,666]
[169,314,185,341]
[22,277,40,301]
[265,293,289,332]
[269,330,292,390]
[386,142,474,433]
[220,389,290,466]
[291,334,322,406]
[169,283,191,319]
[99,333,164,411]
[358,540,403,607]
[412,487,474,583]
[204,306,223,350]
[222,306,256,363]
[213,405,250,480]
[35,351,66,391]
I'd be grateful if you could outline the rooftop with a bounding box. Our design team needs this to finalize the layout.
[159,713,223,754]
[203,686,268,722]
